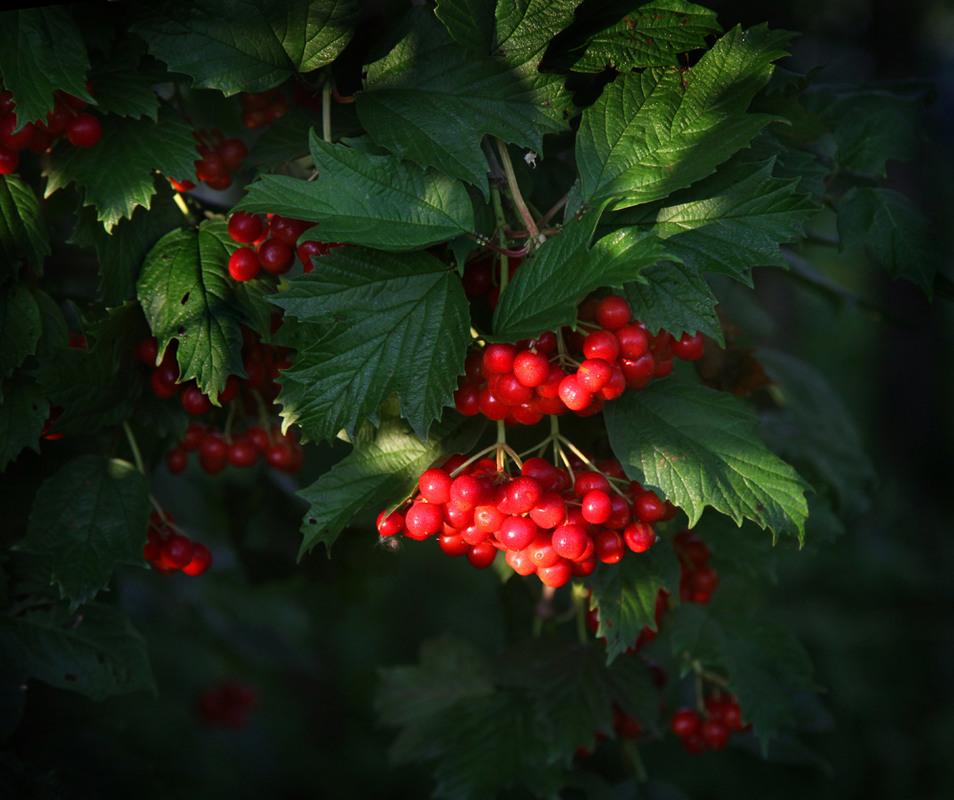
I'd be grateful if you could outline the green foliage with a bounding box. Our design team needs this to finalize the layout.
[0,1,943,798]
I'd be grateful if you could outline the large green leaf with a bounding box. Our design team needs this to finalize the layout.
[494,0,584,64]
[0,6,93,127]
[576,25,792,211]
[88,37,166,121]
[587,541,680,662]
[434,0,495,54]
[0,602,155,701]
[630,158,818,282]
[623,260,722,343]
[44,108,197,231]
[570,0,721,73]
[356,9,572,193]
[0,374,48,472]
[130,0,359,95]
[604,379,809,541]
[137,220,272,398]
[237,134,475,251]
[272,248,471,442]
[16,456,152,606]
[71,184,184,306]
[492,215,671,342]
[0,174,51,276]
[296,413,486,558]
[0,283,41,380]
[837,187,938,295]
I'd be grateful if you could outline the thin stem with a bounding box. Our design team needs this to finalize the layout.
[496,420,507,473]
[495,137,541,243]
[538,190,571,228]
[122,422,146,475]
[490,182,511,292]
[322,81,332,144]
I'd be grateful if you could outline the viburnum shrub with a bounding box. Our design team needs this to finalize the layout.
[0,2,939,798]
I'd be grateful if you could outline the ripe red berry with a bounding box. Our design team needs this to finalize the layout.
[297,239,327,272]
[576,358,612,393]
[228,438,259,468]
[228,211,264,244]
[229,247,261,281]
[558,373,592,411]
[672,331,705,361]
[537,558,573,587]
[616,325,650,359]
[180,384,212,415]
[0,145,18,175]
[701,718,730,751]
[269,215,313,246]
[670,707,703,739]
[551,524,589,561]
[581,489,612,525]
[512,349,550,387]
[194,151,227,182]
[64,113,102,148]
[257,238,294,274]
[404,501,444,540]
[218,138,248,171]
[181,542,213,576]
[497,515,538,551]
[595,529,625,564]
[166,447,189,474]
[466,541,498,569]
[634,491,668,523]
[419,468,452,505]
[623,521,656,553]
[482,343,517,375]
[595,295,631,330]
[583,329,620,362]
[160,533,194,570]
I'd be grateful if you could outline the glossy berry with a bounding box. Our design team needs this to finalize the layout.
[166,447,189,474]
[623,521,656,553]
[180,384,212,415]
[181,542,213,576]
[512,350,550,387]
[160,534,194,570]
[672,331,705,361]
[258,238,294,274]
[701,718,730,751]
[229,247,261,281]
[670,707,703,739]
[228,211,264,244]
[596,295,631,330]
[64,114,102,148]
[219,138,248,171]
[0,146,19,174]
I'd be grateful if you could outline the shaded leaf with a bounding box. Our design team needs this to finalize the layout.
[0,174,51,275]
[0,374,49,472]
[434,0,495,54]
[624,260,722,343]
[0,283,41,380]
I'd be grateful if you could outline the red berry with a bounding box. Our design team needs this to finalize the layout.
[404,501,444,540]
[701,718,730,751]
[576,358,612,393]
[623,521,656,553]
[596,295,631,330]
[195,151,227,182]
[537,558,573,587]
[512,349,550,387]
[672,331,705,361]
[670,707,703,739]
[482,343,516,375]
[550,524,589,561]
[218,138,248,171]
[0,115,35,151]
[634,491,668,523]
[296,239,326,272]
[64,113,101,148]
[377,509,405,537]
[257,238,294,274]
[419,468,452,504]
[438,531,469,557]
[581,489,612,525]
[595,529,625,564]
[228,211,264,244]
[182,542,213,576]
[497,515,538,551]
[229,247,261,281]
[166,447,189,474]
[497,476,542,516]
[466,541,498,569]
[558,373,592,411]
[616,325,650,359]
[159,533,194,570]
[528,491,566,529]
[228,438,259,468]
[180,384,212,415]
[583,329,620,362]
[134,336,159,365]
[0,146,18,174]
[269,215,313,246]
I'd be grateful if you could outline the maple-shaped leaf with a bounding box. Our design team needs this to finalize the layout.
[15,456,152,606]
[624,260,722,343]
[356,9,572,193]
[137,220,273,398]
[0,6,94,127]
[44,108,197,231]
[272,247,470,442]
[837,187,938,296]
[494,0,584,65]
[576,25,792,211]
[493,214,672,342]
[587,542,680,663]
[569,0,721,73]
[0,374,49,472]
[0,175,51,277]
[0,283,41,381]
[296,413,486,558]
[88,37,166,121]
[604,378,809,542]
[0,601,155,700]
[237,134,475,250]
[130,0,359,95]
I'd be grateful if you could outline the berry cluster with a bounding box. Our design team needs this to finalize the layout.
[135,322,302,476]
[675,530,718,604]
[453,294,705,425]
[169,128,249,193]
[194,681,260,728]
[226,211,342,280]
[0,84,101,174]
[461,255,521,311]
[142,511,212,576]
[377,454,674,587]
[239,88,289,129]
[670,693,747,753]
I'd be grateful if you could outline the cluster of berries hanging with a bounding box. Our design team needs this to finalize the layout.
[142,511,212,576]
[0,84,101,174]
[226,211,341,280]
[134,321,303,476]
[239,88,289,129]
[670,693,748,753]
[194,681,260,728]
[454,294,705,425]
[169,127,249,193]
[675,529,719,604]
[377,452,675,588]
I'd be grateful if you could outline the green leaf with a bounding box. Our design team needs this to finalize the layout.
[0,174,51,275]
[570,1,721,72]
[758,349,874,519]
[493,215,672,342]
[587,541,680,662]
[356,9,572,193]
[137,220,272,398]
[71,183,184,306]
[496,638,615,760]
[16,456,152,606]
[624,260,722,343]
[0,374,49,472]
[0,602,155,700]
[606,650,667,736]
[273,248,471,441]
[87,37,165,121]
[296,413,486,558]
[237,134,476,250]
[576,25,792,211]
[0,283,41,380]
[632,158,818,283]
[604,379,809,541]
[44,108,198,231]
[837,187,938,295]
[494,0,584,65]
[434,0,495,54]
[0,7,93,126]
[130,0,359,96]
